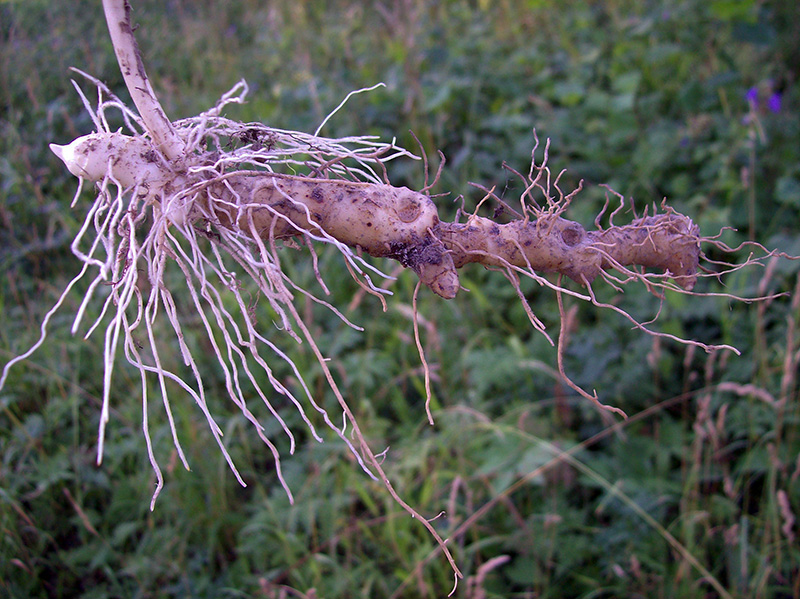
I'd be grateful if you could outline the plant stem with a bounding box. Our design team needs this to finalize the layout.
[101,0,185,161]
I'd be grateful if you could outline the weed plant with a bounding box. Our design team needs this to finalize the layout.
[1,1,798,598]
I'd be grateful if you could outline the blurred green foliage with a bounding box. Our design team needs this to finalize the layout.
[1,0,799,597]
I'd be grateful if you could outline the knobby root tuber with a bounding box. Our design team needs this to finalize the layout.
[50,130,702,301]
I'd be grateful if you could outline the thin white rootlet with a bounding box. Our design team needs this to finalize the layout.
[3,81,419,507]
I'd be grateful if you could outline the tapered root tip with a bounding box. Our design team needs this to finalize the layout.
[49,141,83,178]
[49,140,88,179]
[49,143,66,162]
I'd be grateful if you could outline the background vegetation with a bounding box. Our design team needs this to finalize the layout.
[1,0,799,597]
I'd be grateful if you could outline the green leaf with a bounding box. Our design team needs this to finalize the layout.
[709,0,757,22]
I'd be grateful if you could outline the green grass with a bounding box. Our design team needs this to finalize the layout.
[2,0,799,597]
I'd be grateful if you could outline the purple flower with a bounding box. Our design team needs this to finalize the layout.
[767,92,781,113]
[746,87,759,105]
